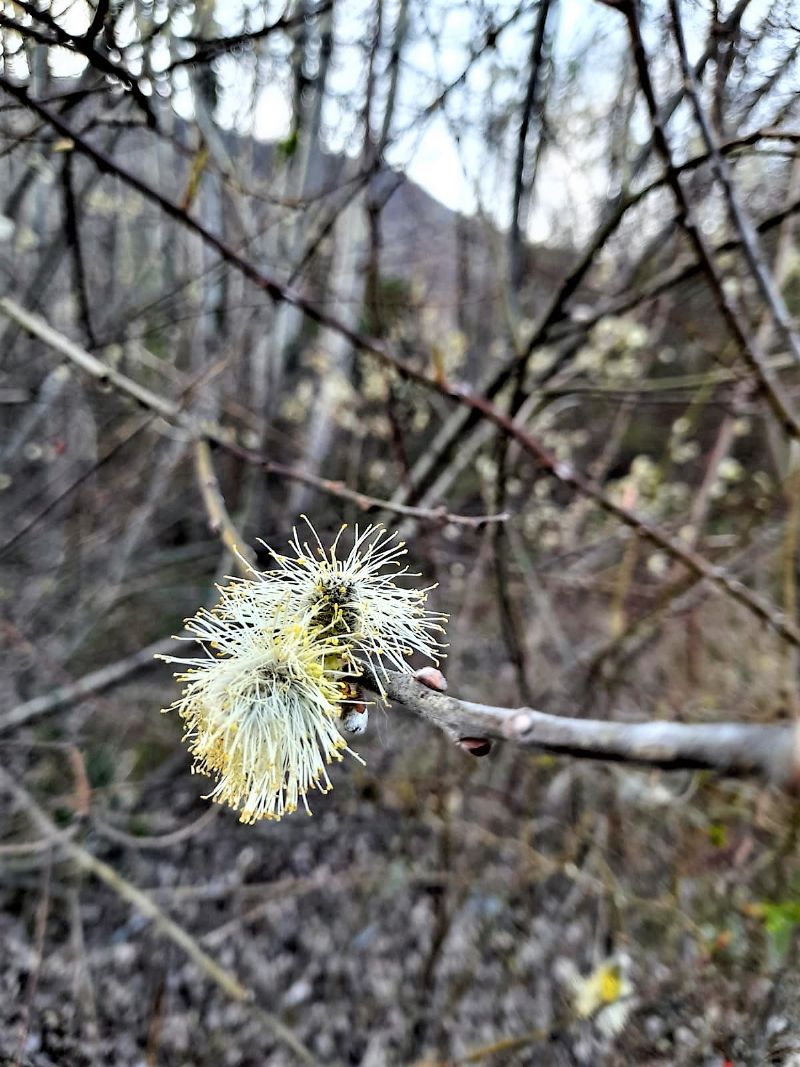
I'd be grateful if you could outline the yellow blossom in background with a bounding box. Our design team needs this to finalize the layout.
[571,957,634,1037]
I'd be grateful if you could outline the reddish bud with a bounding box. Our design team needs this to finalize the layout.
[414,667,448,692]
[457,737,492,757]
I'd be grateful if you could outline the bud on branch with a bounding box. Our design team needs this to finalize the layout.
[363,667,800,790]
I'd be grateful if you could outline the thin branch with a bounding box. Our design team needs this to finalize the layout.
[0,77,440,395]
[457,387,800,649]
[6,1,157,127]
[0,824,79,857]
[0,766,317,1066]
[411,1025,554,1066]
[0,296,179,420]
[194,440,256,571]
[547,188,800,343]
[0,295,507,530]
[260,458,509,528]
[386,125,800,513]
[668,0,800,370]
[0,410,152,560]
[617,0,800,442]
[168,1,334,71]
[0,635,184,733]
[60,153,97,348]
[91,806,220,850]
[368,669,800,788]
[509,0,553,297]
[11,288,796,648]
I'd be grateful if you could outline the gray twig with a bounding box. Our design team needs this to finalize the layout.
[366,668,800,789]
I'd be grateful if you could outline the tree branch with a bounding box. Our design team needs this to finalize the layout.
[0,635,185,733]
[170,1,334,71]
[193,439,256,571]
[367,668,800,789]
[668,0,800,371]
[6,1,158,128]
[618,0,800,442]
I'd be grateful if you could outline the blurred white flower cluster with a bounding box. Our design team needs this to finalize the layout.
[159,522,445,823]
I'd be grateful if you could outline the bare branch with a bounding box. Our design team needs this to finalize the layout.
[6,1,158,128]
[0,636,184,733]
[260,458,509,528]
[668,0,800,370]
[0,296,179,421]
[0,297,506,530]
[618,0,800,442]
[368,669,800,789]
[194,439,256,571]
[168,1,334,72]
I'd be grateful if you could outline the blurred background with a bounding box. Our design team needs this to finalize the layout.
[2,0,800,1063]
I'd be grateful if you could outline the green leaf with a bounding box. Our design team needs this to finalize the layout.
[759,900,800,960]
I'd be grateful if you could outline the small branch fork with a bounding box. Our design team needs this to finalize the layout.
[366,668,800,791]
